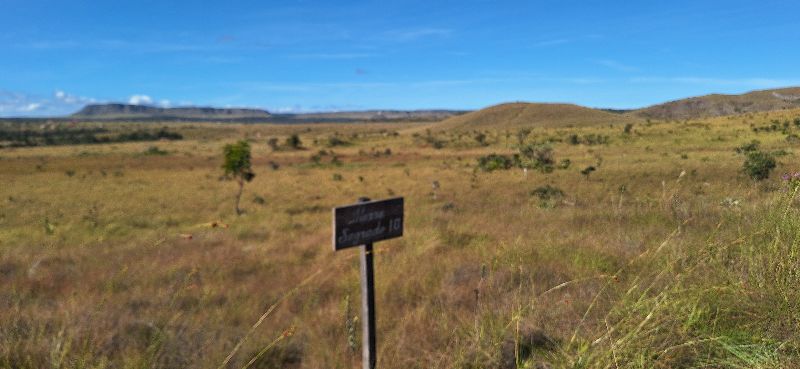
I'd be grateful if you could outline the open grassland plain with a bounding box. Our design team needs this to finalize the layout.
[2,111,800,368]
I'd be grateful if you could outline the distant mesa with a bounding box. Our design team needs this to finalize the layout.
[72,103,272,120]
[633,87,800,120]
[436,102,642,130]
[71,104,465,122]
[36,86,800,123]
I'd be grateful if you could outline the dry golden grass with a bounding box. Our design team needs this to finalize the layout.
[1,110,800,368]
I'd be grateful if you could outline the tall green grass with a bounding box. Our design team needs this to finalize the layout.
[516,188,800,368]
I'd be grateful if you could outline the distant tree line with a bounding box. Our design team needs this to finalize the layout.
[0,127,182,148]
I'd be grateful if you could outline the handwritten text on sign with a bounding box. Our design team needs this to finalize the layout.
[332,197,404,250]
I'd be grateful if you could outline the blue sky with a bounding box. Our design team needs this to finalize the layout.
[2,0,799,116]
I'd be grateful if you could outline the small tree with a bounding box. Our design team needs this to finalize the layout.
[222,141,255,215]
[286,134,303,150]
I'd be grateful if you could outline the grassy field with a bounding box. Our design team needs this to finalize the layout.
[2,110,800,368]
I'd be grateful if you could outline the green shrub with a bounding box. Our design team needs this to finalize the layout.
[285,134,303,149]
[735,140,760,154]
[623,123,634,134]
[326,136,349,147]
[583,134,610,145]
[530,185,565,208]
[568,134,580,145]
[519,144,555,173]
[143,146,168,156]
[530,185,564,201]
[743,150,776,181]
[477,154,513,172]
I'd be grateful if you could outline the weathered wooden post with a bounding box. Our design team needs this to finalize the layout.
[333,197,404,369]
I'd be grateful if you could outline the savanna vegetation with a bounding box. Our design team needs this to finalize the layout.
[0,122,182,148]
[2,109,800,368]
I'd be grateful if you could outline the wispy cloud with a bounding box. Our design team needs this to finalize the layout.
[380,27,453,42]
[534,38,570,47]
[285,52,377,60]
[232,75,602,94]
[20,103,42,112]
[233,81,395,93]
[0,89,183,116]
[0,90,98,116]
[595,59,639,72]
[54,90,96,105]
[17,39,217,53]
[269,104,364,113]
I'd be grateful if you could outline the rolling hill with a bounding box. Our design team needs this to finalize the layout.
[633,87,800,120]
[436,102,641,131]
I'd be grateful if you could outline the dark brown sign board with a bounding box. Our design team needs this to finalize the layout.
[332,197,404,251]
[332,196,405,369]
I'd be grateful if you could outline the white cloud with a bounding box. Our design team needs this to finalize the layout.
[54,90,95,104]
[21,103,42,112]
[128,94,154,105]
[159,99,171,107]
[0,89,101,117]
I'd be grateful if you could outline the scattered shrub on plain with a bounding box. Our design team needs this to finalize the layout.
[143,146,169,156]
[519,144,555,173]
[285,134,303,150]
[477,154,514,172]
[742,150,776,181]
[530,185,565,208]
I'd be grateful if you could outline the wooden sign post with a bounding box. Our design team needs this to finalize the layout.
[333,197,404,369]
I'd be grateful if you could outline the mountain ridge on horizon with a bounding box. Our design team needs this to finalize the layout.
[6,86,799,122]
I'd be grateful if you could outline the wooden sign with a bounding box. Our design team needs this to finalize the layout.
[332,197,404,251]
[332,196,405,369]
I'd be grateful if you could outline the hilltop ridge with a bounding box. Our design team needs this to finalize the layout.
[436,102,641,130]
[632,87,800,120]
